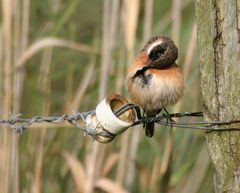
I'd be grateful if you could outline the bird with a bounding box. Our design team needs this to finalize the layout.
[126,36,184,137]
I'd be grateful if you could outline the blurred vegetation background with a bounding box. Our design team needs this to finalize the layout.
[0,0,213,193]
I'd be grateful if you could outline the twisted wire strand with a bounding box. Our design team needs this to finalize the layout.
[0,111,95,134]
[1,103,240,140]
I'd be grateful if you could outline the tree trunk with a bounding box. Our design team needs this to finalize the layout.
[195,0,240,192]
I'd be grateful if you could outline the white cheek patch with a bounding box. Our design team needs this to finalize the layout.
[147,40,163,55]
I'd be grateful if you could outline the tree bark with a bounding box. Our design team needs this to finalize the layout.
[195,0,240,192]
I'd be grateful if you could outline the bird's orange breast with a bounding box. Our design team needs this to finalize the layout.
[126,63,184,112]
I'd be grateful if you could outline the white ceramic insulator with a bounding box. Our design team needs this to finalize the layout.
[96,98,132,135]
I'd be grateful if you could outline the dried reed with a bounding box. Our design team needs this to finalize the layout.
[0,1,211,193]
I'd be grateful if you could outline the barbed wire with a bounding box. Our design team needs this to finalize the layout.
[0,111,94,134]
[1,103,240,142]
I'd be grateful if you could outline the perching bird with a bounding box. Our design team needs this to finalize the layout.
[126,36,184,137]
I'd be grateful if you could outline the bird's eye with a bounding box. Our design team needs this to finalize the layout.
[148,45,165,61]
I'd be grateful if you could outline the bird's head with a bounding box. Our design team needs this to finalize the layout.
[143,36,178,69]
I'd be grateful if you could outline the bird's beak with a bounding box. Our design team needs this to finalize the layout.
[133,59,165,77]
[147,59,156,67]
[147,59,161,69]
[133,60,153,76]
[147,58,170,70]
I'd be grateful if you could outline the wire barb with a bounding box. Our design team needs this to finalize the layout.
[0,103,240,141]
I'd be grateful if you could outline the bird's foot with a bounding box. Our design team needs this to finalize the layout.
[162,107,176,132]
[142,111,155,128]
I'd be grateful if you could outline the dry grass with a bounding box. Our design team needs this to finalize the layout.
[63,152,86,193]
[1,1,14,193]
[0,1,211,193]
[15,37,98,69]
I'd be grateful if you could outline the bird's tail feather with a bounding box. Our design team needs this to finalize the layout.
[145,122,154,137]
